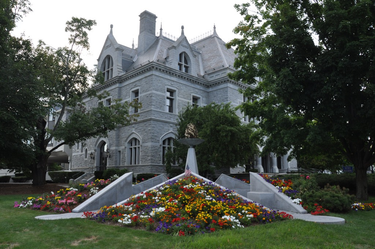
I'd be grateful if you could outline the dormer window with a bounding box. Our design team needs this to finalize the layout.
[178,52,189,73]
[101,55,113,81]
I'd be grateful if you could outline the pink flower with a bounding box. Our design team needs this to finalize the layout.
[306,176,310,180]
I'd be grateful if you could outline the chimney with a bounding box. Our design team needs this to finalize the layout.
[138,10,157,54]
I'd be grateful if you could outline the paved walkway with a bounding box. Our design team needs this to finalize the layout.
[35,211,345,224]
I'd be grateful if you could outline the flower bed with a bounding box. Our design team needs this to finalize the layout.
[261,174,375,214]
[14,178,113,212]
[84,176,293,236]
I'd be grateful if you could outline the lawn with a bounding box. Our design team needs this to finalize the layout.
[1,194,374,249]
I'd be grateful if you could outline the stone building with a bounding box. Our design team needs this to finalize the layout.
[70,10,297,175]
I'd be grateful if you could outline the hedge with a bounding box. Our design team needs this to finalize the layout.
[48,171,85,183]
[0,176,11,182]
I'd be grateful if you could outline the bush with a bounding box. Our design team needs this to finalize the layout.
[293,175,320,197]
[102,168,128,180]
[94,171,104,179]
[49,171,84,183]
[134,173,159,183]
[11,176,29,182]
[0,176,11,182]
[301,184,355,213]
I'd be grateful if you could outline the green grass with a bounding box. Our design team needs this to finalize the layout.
[1,194,375,249]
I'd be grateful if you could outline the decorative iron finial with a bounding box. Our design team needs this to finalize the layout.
[213,24,218,36]
[181,25,185,36]
[110,24,113,34]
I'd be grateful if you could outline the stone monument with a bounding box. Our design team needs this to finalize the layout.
[178,123,204,176]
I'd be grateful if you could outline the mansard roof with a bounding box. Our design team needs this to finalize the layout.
[97,11,237,80]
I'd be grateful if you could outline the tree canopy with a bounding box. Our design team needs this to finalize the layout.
[227,0,375,200]
[0,0,140,185]
[166,103,258,178]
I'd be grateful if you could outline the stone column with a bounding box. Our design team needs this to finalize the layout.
[285,153,291,173]
[271,153,279,173]
[256,155,264,173]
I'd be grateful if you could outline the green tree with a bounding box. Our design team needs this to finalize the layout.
[166,103,258,178]
[0,0,37,167]
[1,1,140,185]
[227,0,375,200]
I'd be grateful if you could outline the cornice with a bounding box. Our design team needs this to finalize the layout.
[91,61,246,91]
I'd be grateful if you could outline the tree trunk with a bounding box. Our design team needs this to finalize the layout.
[32,162,46,186]
[355,166,368,201]
[32,117,48,186]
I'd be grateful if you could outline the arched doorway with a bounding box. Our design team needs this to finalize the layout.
[99,142,108,171]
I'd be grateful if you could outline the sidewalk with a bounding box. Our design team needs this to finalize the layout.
[35,210,345,224]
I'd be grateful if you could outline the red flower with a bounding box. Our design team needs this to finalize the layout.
[178,230,185,236]
[210,228,215,232]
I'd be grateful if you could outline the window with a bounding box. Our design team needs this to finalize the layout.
[128,138,140,165]
[162,138,175,164]
[117,151,122,166]
[98,98,111,107]
[178,52,189,73]
[131,89,139,113]
[85,149,88,159]
[101,55,113,81]
[192,95,201,107]
[105,98,112,107]
[81,143,84,153]
[166,89,175,113]
[76,143,79,150]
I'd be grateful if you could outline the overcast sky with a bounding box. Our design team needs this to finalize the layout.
[12,0,251,70]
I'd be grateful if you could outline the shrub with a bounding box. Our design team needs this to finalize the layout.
[293,175,320,197]
[94,171,104,179]
[0,176,11,182]
[49,171,84,183]
[102,168,128,180]
[11,176,29,182]
[134,173,159,183]
[301,184,355,213]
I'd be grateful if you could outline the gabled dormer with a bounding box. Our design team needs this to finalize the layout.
[97,25,131,81]
[165,26,203,76]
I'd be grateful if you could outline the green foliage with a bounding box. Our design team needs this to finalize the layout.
[135,173,159,182]
[11,176,29,182]
[48,163,62,171]
[167,103,258,177]
[292,174,355,213]
[48,171,84,183]
[228,0,375,200]
[94,170,104,179]
[101,168,128,180]
[293,175,320,197]
[301,184,355,213]
[0,0,42,167]
[0,176,11,182]
[0,1,140,186]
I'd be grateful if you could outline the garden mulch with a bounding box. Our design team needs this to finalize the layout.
[0,183,67,196]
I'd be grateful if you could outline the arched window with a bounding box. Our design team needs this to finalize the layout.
[178,52,189,73]
[128,138,140,165]
[101,55,113,81]
[162,137,175,164]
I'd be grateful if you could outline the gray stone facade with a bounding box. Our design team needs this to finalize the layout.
[70,10,297,175]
